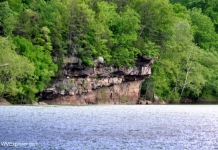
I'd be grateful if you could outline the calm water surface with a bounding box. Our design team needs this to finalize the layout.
[0,105,218,150]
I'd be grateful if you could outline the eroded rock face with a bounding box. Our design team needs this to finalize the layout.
[40,56,153,105]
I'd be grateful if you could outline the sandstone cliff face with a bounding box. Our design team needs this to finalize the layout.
[40,56,153,105]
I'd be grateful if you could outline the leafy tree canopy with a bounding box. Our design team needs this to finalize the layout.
[0,37,36,102]
[1,0,218,102]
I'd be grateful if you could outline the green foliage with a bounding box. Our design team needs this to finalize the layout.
[147,20,208,102]
[89,1,116,63]
[141,41,160,58]
[109,6,141,66]
[133,0,176,46]
[166,0,218,102]
[33,0,68,67]
[0,1,15,36]
[1,0,218,102]
[170,0,218,32]
[172,3,191,22]
[0,37,36,100]
[8,0,23,13]
[13,36,57,91]
[190,8,218,50]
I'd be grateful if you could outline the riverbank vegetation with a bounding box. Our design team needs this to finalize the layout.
[0,0,218,103]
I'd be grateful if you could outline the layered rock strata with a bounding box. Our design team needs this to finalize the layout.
[40,56,153,105]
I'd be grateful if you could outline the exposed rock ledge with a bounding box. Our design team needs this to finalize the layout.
[40,56,154,105]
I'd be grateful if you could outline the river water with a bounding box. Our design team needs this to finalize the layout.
[0,105,218,150]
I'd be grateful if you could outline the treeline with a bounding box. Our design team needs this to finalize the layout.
[0,0,218,103]
[144,0,218,102]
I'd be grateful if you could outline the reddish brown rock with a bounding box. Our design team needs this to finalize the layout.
[40,56,154,105]
[0,98,11,105]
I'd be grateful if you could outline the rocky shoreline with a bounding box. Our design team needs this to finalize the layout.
[39,56,155,105]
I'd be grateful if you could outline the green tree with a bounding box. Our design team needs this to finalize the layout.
[170,0,218,32]
[166,21,203,101]
[31,0,68,67]
[109,6,141,66]
[13,8,40,40]
[132,0,175,47]
[148,20,207,102]
[0,1,15,36]
[0,37,36,101]
[190,8,218,50]
[64,0,95,66]
[199,50,218,100]
[172,3,191,22]
[13,36,57,91]
[8,0,23,13]
[88,1,116,63]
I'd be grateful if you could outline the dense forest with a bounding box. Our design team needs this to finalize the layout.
[1,0,218,103]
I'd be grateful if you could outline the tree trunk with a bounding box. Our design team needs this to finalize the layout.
[179,61,192,101]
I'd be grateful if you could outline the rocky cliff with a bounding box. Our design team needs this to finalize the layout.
[40,56,153,105]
